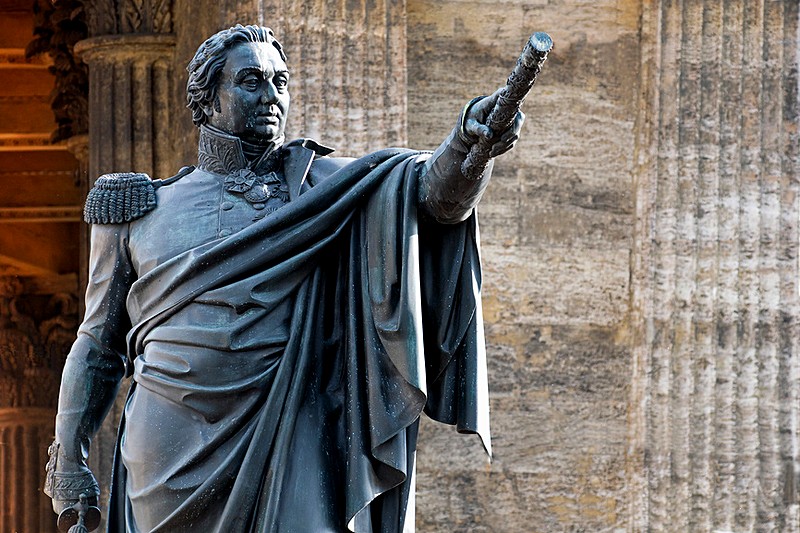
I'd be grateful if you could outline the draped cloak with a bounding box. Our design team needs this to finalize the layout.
[100,147,490,532]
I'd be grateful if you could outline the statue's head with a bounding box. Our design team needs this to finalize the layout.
[187,24,290,145]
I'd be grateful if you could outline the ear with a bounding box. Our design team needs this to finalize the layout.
[200,103,214,117]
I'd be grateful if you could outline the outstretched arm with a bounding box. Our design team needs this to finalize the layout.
[417,89,524,224]
[45,223,133,514]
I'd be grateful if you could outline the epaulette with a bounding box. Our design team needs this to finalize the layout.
[83,166,195,224]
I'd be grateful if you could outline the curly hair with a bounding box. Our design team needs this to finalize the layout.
[186,24,287,127]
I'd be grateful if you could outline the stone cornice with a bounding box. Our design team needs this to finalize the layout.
[0,48,50,68]
[0,206,82,223]
[0,407,55,426]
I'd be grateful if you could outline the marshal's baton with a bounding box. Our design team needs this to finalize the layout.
[461,31,553,181]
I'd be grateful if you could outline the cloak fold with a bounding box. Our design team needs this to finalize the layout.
[110,149,490,532]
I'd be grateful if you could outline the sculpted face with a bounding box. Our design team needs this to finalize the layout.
[206,41,290,144]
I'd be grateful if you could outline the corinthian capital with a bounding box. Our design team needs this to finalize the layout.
[82,0,173,36]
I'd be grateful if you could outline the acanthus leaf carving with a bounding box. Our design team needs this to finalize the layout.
[84,0,118,36]
[122,0,144,33]
[83,0,173,35]
[0,290,78,409]
[120,0,172,34]
[153,0,173,33]
[28,0,89,141]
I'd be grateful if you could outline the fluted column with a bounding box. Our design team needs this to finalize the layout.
[0,409,60,533]
[76,34,175,181]
[632,1,800,531]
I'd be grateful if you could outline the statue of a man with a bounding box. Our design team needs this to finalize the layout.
[45,24,523,532]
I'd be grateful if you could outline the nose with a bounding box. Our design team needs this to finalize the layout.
[260,83,279,105]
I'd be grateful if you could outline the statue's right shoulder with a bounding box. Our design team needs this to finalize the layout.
[84,166,195,225]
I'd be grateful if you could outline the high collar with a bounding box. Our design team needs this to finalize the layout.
[197,125,284,176]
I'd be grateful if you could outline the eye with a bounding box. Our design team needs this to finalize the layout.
[240,75,259,91]
[274,74,289,91]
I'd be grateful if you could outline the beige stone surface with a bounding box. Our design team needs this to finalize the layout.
[407,1,639,530]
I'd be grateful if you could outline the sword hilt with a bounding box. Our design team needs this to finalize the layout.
[57,493,101,533]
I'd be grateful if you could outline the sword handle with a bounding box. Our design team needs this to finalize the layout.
[57,493,101,533]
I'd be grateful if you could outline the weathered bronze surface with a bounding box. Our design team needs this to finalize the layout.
[47,24,530,532]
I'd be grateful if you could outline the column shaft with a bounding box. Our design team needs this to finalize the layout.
[632,0,800,530]
[76,34,176,180]
[0,408,58,533]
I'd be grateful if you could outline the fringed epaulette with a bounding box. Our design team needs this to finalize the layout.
[84,173,155,224]
[83,166,194,224]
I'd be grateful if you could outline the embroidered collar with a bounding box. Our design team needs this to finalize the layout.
[197,125,289,209]
[197,125,284,176]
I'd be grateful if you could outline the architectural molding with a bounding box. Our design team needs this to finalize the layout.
[0,48,50,68]
[74,32,175,63]
[0,283,78,409]
[84,0,173,36]
[0,133,61,149]
[0,206,82,223]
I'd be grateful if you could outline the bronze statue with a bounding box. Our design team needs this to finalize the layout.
[45,24,549,532]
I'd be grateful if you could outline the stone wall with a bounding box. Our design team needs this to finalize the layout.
[407,1,639,531]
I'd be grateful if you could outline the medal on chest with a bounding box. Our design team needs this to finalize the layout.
[224,169,290,208]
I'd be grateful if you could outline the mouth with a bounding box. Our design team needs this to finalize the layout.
[255,114,280,125]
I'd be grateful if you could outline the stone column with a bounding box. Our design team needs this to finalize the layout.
[632,1,800,531]
[76,34,176,181]
[0,276,78,533]
[0,409,59,533]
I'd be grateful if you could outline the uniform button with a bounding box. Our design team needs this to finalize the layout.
[219,229,232,237]
[221,201,234,211]
[253,203,265,210]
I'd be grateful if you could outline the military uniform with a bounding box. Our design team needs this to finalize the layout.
[48,121,494,532]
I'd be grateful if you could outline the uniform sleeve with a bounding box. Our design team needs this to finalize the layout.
[46,223,135,503]
[416,110,495,224]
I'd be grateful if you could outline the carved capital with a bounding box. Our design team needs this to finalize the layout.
[83,0,174,37]
[75,33,176,65]
[28,0,89,142]
[0,290,78,409]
